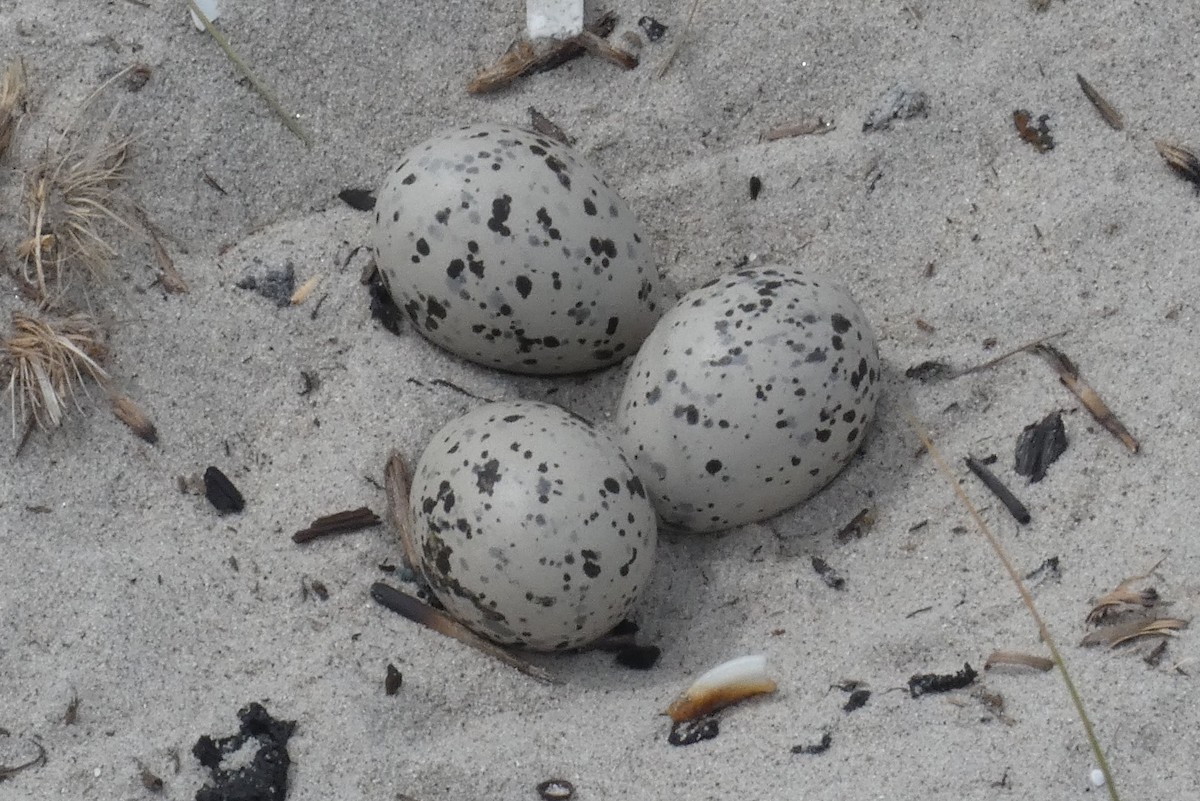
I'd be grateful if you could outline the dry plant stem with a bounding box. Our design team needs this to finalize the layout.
[186,0,312,147]
[906,413,1120,801]
[656,0,703,78]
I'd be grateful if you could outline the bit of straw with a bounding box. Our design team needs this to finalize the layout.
[186,0,312,147]
[906,412,1120,801]
[0,58,27,159]
[1033,344,1139,453]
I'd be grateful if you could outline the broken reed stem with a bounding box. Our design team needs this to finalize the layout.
[186,0,312,147]
[906,413,1119,801]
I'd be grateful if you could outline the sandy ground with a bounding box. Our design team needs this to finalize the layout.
[2,1,1199,799]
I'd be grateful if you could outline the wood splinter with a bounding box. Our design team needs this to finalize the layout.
[292,507,382,543]
[964,455,1031,525]
[371,581,558,684]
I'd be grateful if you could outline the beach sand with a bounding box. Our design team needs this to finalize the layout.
[1,1,1197,799]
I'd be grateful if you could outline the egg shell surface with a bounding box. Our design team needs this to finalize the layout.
[616,267,881,533]
[410,401,658,651]
[372,124,661,374]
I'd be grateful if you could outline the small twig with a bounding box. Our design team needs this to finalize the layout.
[762,118,836,141]
[964,455,1031,525]
[384,450,420,571]
[186,0,311,147]
[1076,74,1124,131]
[371,582,558,684]
[954,329,1069,377]
[985,650,1055,671]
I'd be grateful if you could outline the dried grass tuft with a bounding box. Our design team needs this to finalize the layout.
[1,312,109,435]
[21,123,133,303]
[0,58,27,159]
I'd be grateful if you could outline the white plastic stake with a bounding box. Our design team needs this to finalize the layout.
[189,0,220,31]
[526,0,583,40]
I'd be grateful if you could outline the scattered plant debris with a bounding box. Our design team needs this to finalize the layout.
[467,12,634,94]
[908,663,978,697]
[203,466,245,514]
[835,507,876,541]
[1014,411,1067,482]
[964,455,1030,525]
[984,650,1055,671]
[791,732,832,755]
[863,84,928,132]
[385,663,403,695]
[370,581,557,683]
[1032,344,1139,453]
[761,117,836,140]
[337,188,376,211]
[528,107,573,145]
[133,207,188,294]
[193,702,296,801]
[111,393,158,443]
[638,16,667,41]
[124,62,153,92]
[655,0,702,78]
[667,716,719,746]
[536,778,575,801]
[1154,140,1200,191]
[1076,74,1123,130]
[293,507,381,543]
[811,555,845,590]
[1013,109,1055,152]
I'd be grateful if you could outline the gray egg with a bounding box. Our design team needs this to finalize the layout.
[616,267,881,533]
[372,124,661,374]
[410,400,658,650]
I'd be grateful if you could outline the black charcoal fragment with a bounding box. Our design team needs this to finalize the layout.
[204,467,245,514]
[193,702,296,801]
[1014,411,1068,482]
[791,732,832,754]
[338,188,376,211]
[638,16,668,41]
[668,717,719,746]
[908,663,978,698]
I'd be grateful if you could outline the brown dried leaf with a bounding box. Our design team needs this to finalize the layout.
[1086,559,1164,624]
[1080,617,1187,648]
[984,650,1055,671]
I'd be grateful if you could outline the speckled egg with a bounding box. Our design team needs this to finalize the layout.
[372,124,660,374]
[410,400,658,650]
[615,267,881,533]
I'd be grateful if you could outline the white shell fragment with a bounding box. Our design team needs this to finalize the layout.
[617,267,881,533]
[666,654,778,721]
[409,400,658,651]
[372,124,661,375]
